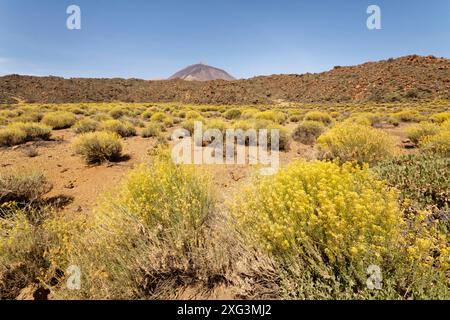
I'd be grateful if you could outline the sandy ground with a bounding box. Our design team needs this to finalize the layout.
[0,129,156,214]
[0,123,412,215]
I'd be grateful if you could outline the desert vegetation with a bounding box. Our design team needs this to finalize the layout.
[0,100,449,300]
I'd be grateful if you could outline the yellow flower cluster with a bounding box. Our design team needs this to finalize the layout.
[420,130,450,156]
[402,210,450,274]
[317,123,396,165]
[232,161,403,266]
[101,151,214,243]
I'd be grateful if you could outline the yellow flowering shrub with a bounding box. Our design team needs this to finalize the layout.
[113,153,214,238]
[232,161,402,265]
[430,111,450,124]
[41,111,77,129]
[441,119,450,130]
[43,151,221,299]
[317,123,396,165]
[406,122,441,144]
[419,130,450,156]
[255,110,287,124]
[0,208,35,266]
[304,111,333,125]
[99,119,136,137]
[72,131,123,164]
[232,161,449,298]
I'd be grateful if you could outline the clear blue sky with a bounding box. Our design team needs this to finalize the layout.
[0,0,449,79]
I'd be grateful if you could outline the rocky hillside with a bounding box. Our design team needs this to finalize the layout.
[0,55,449,105]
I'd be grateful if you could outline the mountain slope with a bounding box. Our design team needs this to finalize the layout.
[0,55,449,104]
[169,63,235,81]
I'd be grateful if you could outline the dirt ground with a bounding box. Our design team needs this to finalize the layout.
[0,124,413,216]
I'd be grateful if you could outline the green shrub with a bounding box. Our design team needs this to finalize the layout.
[150,112,172,125]
[140,123,161,138]
[72,132,123,163]
[255,110,286,124]
[419,130,450,156]
[205,119,228,131]
[185,110,203,120]
[41,112,76,129]
[100,120,136,137]
[141,109,153,120]
[241,108,259,119]
[181,119,197,135]
[232,120,253,131]
[223,109,242,120]
[304,111,332,125]
[254,122,290,151]
[317,123,396,165]
[0,122,51,147]
[374,154,449,210]
[9,122,52,141]
[0,127,27,147]
[391,110,422,123]
[0,170,50,204]
[72,118,100,134]
[292,121,325,145]
[109,106,129,119]
[288,115,302,123]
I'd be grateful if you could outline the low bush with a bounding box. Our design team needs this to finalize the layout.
[99,120,136,137]
[185,110,203,120]
[406,122,441,144]
[205,119,228,132]
[0,122,51,147]
[241,108,259,119]
[232,161,449,298]
[41,112,76,129]
[9,123,52,141]
[0,171,50,204]
[317,123,396,165]
[288,115,302,123]
[0,127,27,147]
[419,130,450,156]
[72,118,100,134]
[255,110,286,124]
[141,109,154,120]
[223,109,242,120]
[374,154,449,210]
[391,110,423,123]
[430,111,450,124]
[292,121,325,145]
[109,106,129,119]
[72,132,123,163]
[140,123,162,138]
[304,111,332,125]
[150,112,172,126]
[254,121,290,151]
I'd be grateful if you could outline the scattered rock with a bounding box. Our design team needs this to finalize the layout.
[64,181,75,189]
[16,284,50,301]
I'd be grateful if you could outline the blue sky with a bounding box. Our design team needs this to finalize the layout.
[0,0,449,79]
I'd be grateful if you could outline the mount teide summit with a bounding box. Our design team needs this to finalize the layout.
[169,63,236,81]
